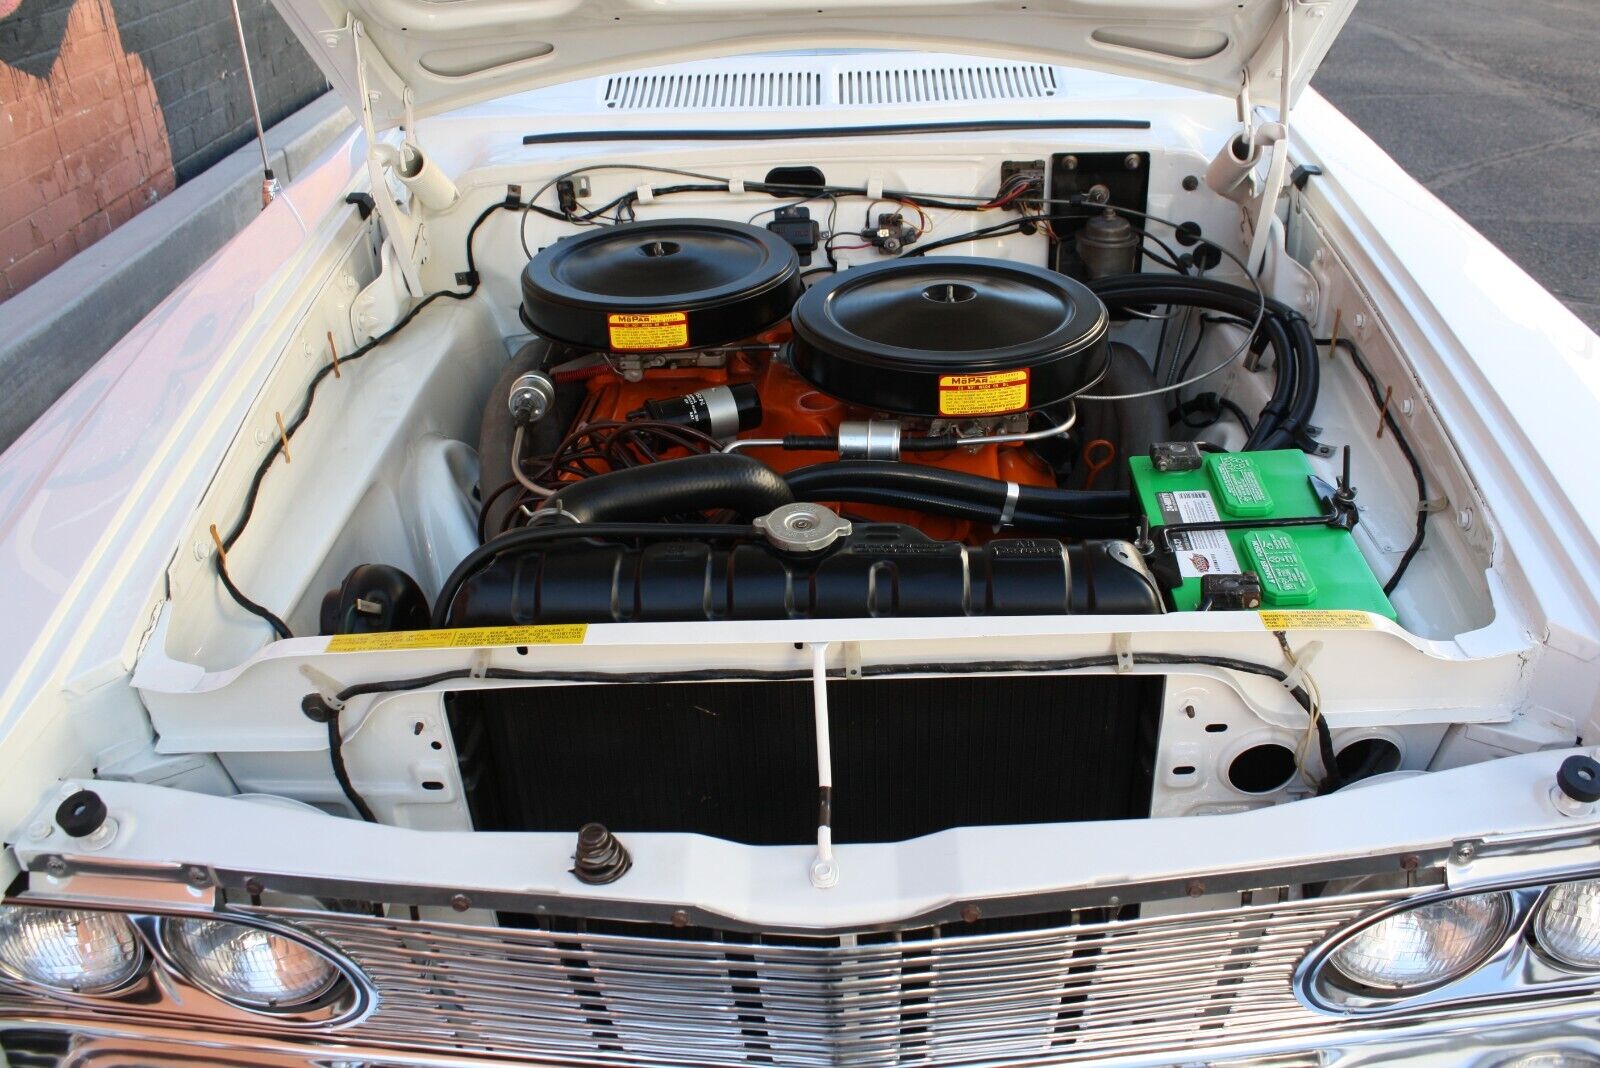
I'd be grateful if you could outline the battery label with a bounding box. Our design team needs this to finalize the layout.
[1157,489,1242,579]
[1210,455,1274,517]
[937,370,1029,416]
[1243,529,1317,605]
[607,311,689,351]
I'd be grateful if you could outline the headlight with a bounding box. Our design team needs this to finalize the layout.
[0,906,143,993]
[160,917,338,1009]
[1535,879,1600,968]
[1328,892,1511,993]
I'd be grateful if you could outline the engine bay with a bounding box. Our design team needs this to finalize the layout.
[318,184,1399,635]
[130,134,1529,842]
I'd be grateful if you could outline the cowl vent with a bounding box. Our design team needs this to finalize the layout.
[838,63,1058,105]
[599,59,1061,112]
[603,71,824,110]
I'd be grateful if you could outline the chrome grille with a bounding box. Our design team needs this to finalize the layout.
[283,893,1406,1066]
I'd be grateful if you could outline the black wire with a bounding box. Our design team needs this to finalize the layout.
[326,715,378,822]
[1173,317,1210,382]
[215,199,518,639]
[1217,397,1257,436]
[1321,337,1429,594]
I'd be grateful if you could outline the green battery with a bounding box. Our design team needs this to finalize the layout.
[1128,449,1397,618]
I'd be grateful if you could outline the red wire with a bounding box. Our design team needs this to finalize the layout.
[552,364,615,383]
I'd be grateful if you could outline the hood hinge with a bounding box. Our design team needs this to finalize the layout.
[1212,0,1302,274]
[337,16,429,299]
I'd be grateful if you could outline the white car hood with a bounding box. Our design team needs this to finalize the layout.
[272,0,1358,131]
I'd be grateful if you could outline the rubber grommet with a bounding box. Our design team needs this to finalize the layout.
[55,789,108,838]
[1557,755,1600,804]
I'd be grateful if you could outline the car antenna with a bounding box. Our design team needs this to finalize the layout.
[227,0,280,208]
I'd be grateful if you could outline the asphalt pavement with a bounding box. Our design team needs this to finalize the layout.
[1313,0,1600,331]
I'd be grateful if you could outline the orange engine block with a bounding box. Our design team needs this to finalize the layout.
[569,342,1058,542]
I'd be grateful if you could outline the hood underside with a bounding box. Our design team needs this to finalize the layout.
[271,0,1357,131]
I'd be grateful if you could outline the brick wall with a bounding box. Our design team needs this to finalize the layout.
[0,0,326,298]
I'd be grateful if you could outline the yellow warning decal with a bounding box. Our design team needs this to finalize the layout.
[325,624,588,653]
[607,311,689,351]
[937,369,1030,417]
[1259,610,1374,631]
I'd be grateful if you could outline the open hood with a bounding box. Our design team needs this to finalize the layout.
[272,0,1358,132]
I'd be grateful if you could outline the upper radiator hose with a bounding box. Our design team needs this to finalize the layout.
[544,453,793,524]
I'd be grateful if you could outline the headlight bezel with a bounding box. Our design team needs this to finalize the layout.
[1530,878,1600,971]
[0,901,370,1025]
[1301,873,1600,1016]
[0,905,147,996]
[1323,889,1515,996]
[154,914,345,1013]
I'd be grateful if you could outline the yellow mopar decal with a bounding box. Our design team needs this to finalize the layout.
[1258,610,1374,630]
[325,624,588,653]
[937,369,1029,416]
[607,311,689,351]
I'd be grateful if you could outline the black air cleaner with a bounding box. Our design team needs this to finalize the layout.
[790,257,1110,417]
[521,219,803,351]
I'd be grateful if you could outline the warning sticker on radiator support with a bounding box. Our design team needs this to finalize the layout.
[325,624,588,653]
[937,369,1030,416]
[1156,489,1242,579]
[1259,610,1374,630]
[607,311,689,351]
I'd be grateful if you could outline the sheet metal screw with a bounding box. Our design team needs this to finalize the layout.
[44,857,68,877]
[1455,842,1476,862]
[187,866,210,887]
[1062,155,1079,171]
[1400,854,1419,872]
[961,905,981,924]
[1123,154,1141,170]
[245,877,265,896]
[450,894,471,912]
[671,910,690,928]
[1186,880,1205,898]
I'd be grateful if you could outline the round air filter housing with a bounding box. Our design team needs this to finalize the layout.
[522,219,803,352]
[791,258,1110,417]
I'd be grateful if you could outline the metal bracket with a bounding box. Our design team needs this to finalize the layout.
[1114,633,1134,674]
[842,642,862,680]
[351,237,411,342]
[468,649,492,680]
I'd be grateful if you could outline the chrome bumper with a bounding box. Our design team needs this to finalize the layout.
[6,1007,1600,1067]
